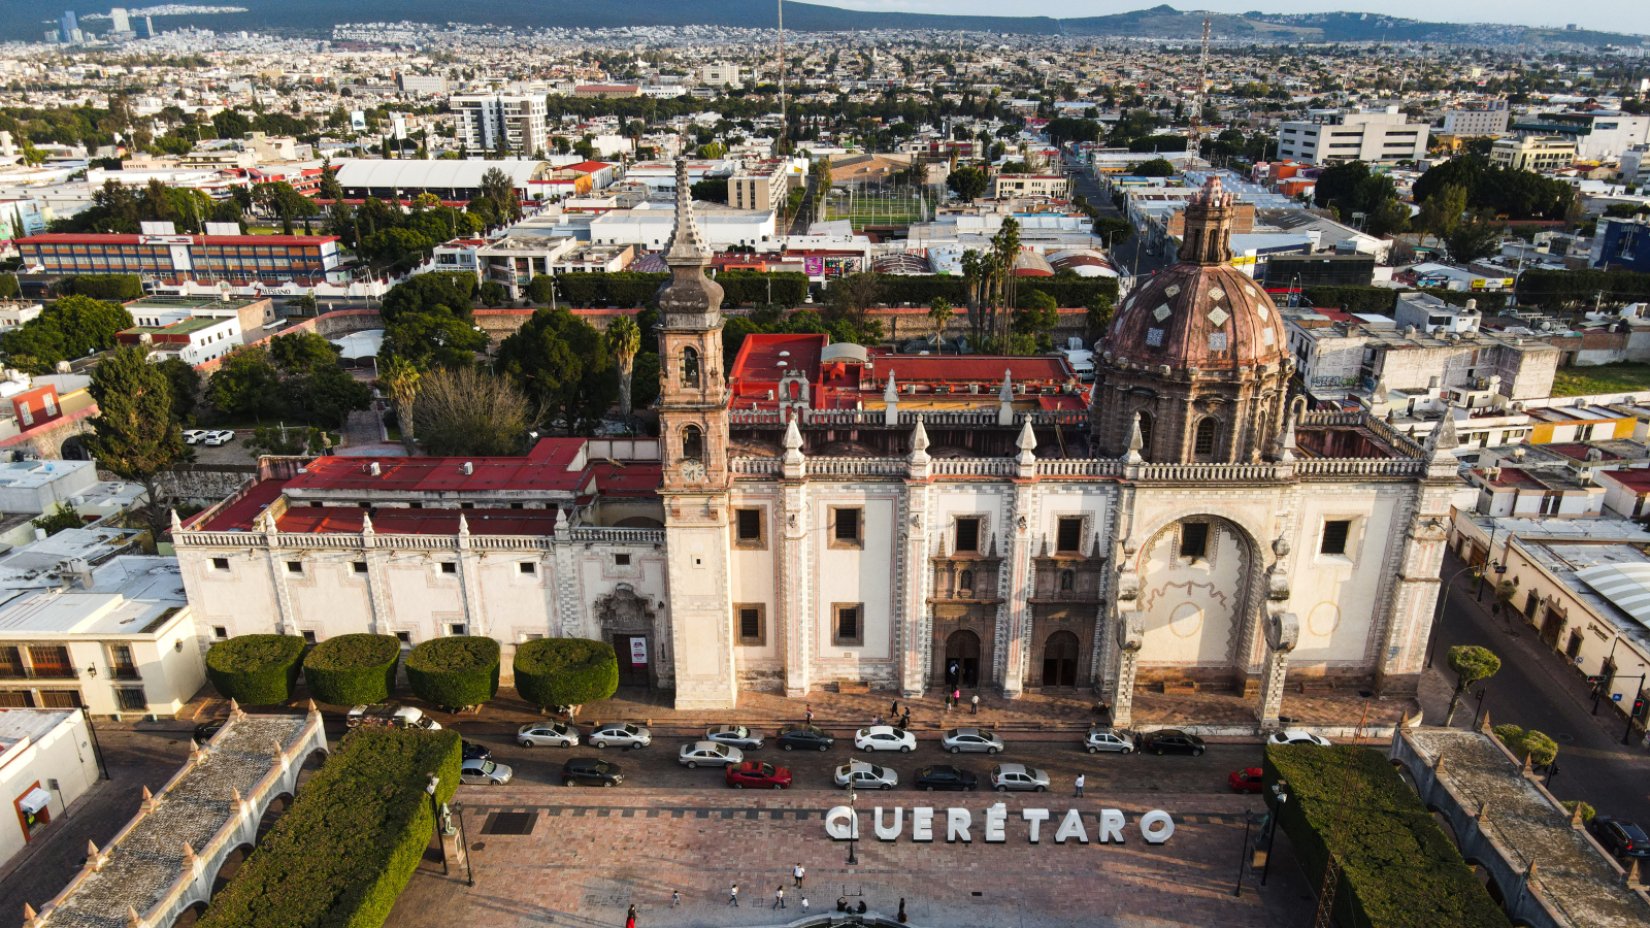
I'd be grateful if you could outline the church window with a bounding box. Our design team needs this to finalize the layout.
[830,507,863,549]
[681,346,701,387]
[614,554,631,566]
[958,570,974,594]
[735,508,764,548]
[1059,569,1075,592]
[832,603,864,646]
[1056,517,1083,553]
[955,517,981,553]
[1194,417,1219,456]
[681,425,704,462]
[1179,522,1210,559]
[1145,328,1164,347]
[519,562,536,575]
[737,604,766,646]
[1320,520,1351,556]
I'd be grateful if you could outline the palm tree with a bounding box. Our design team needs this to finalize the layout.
[605,315,642,421]
[379,355,421,444]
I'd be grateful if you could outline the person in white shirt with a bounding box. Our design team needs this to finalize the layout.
[1074,773,1086,797]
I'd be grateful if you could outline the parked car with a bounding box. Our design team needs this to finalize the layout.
[1138,729,1205,756]
[679,741,743,768]
[941,727,1004,755]
[705,724,765,750]
[561,757,623,788]
[1267,730,1331,747]
[588,722,651,749]
[835,760,898,790]
[181,429,209,445]
[854,725,916,753]
[459,757,513,785]
[193,718,225,742]
[517,721,579,748]
[1590,816,1650,860]
[347,705,442,731]
[989,763,1050,792]
[202,429,236,447]
[1228,768,1265,794]
[1084,727,1134,754]
[776,724,835,752]
[914,764,978,792]
[462,740,492,762]
[726,760,792,789]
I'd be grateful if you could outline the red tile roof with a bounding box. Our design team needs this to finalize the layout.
[275,508,563,536]
[285,439,590,494]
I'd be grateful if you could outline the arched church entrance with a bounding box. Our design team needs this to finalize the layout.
[1042,631,1080,688]
[944,630,981,688]
[595,584,658,688]
[1133,514,1262,690]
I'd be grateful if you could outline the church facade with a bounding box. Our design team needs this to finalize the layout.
[173,169,1456,727]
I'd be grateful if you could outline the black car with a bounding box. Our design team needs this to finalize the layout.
[1139,729,1206,756]
[776,724,836,752]
[562,757,624,788]
[1590,816,1650,860]
[193,719,226,742]
[462,740,492,762]
[914,764,978,792]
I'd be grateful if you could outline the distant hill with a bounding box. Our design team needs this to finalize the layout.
[5,1,1643,46]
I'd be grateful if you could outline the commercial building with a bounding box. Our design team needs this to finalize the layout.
[396,73,448,96]
[990,174,1072,199]
[1623,144,1650,188]
[699,64,742,86]
[1510,111,1650,163]
[0,710,100,867]
[1275,109,1430,165]
[0,458,98,513]
[115,315,241,365]
[451,94,550,158]
[1440,101,1510,137]
[1489,135,1577,172]
[729,161,790,213]
[1590,216,1650,274]
[15,233,344,287]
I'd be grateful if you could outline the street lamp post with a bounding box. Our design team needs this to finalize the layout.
[1234,811,1252,897]
[846,790,859,866]
[1261,781,1287,886]
[1424,564,1483,670]
[1623,675,1647,746]
[425,774,447,875]
[1592,637,1622,716]
[1471,686,1491,730]
[1475,523,1504,603]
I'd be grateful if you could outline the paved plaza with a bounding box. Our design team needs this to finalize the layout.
[388,787,1320,928]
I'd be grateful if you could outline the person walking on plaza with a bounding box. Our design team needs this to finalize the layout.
[806,705,815,725]
[970,694,979,715]
[890,699,900,718]
[728,884,739,906]
[793,863,806,887]
[774,887,786,910]
[952,688,961,711]
[900,708,911,729]
[1074,773,1086,798]
[944,692,952,712]
[802,898,810,915]
[671,891,681,908]
[626,905,637,928]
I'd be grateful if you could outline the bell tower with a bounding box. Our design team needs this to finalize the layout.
[655,158,737,709]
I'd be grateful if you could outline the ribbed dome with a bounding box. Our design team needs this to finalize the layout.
[1103,264,1287,371]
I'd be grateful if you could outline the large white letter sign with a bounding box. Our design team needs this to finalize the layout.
[984,803,1007,843]
[1140,810,1175,845]
[825,806,859,840]
[1097,809,1126,844]
[911,807,935,842]
[1054,808,1090,844]
[874,807,904,841]
[946,807,973,843]
[1022,808,1050,843]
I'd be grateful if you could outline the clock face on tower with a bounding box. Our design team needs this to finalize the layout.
[679,459,708,484]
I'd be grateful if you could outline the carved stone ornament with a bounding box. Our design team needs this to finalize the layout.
[1265,611,1300,653]
[910,513,922,529]
[1267,570,1291,602]
[1272,535,1291,558]
[1116,610,1146,651]
[1115,570,1141,602]
[1017,515,1028,532]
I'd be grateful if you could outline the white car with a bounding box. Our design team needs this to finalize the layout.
[182,429,209,445]
[459,758,513,785]
[589,722,651,749]
[1267,730,1332,747]
[679,741,743,768]
[517,721,579,748]
[835,760,898,790]
[854,725,916,753]
[202,429,236,447]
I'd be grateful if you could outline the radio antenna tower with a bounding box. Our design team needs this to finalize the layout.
[1188,15,1211,155]
[777,0,787,157]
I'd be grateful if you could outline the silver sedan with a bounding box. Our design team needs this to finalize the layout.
[678,741,744,769]
[705,724,765,750]
[1084,727,1134,754]
[835,760,898,790]
[941,727,1005,755]
[518,722,579,748]
[589,722,651,749]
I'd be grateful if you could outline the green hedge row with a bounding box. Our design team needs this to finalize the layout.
[303,634,401,706]
[1518,267,1650,311]
[1263,745,1510,928]
[206,635,306,705]
[514,638,619,708]
[197,728,460,928]
[406,636,500,709]
[1299,286,1509,317]
[55,273,144,301]
[542,270,1118,310]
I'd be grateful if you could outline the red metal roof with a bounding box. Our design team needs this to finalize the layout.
[275,508,563,536]
[1603,468,1650,491]
[198,478,288,532]
[20,233,338,246]
[285,439,590,494]
[564,160,612,173]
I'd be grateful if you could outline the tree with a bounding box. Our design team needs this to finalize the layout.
[1131,158,1176,178]
[495,308,616,435]
[946,166,988,202]
[1313,160,1371,211]
[31,503,84,538]
[605,315,641,420]
[1364,198,1412,239]
[824,273,883,336]
[1014,289,1059,336]
[413,367,540,456]
[1445,645,1501,725]
[691,178,729,203]
[1417,183,1469,245]
[85,346,190,540]
[156,357,201,420]
[207,349,284,419]
[928,297,954,344]
[478,167,520,222]
[1085,293,1115,342]
[1493,724,1558,768]
[1446,213,1505,264]
[245,424,329,457]
[479,280,508,308]
[267,331,340,373]
[285,364,372,429]
[377,355,421,444]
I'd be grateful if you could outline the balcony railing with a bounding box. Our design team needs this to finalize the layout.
[111,664,142,681]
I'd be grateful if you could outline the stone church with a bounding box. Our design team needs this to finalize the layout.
[174,167,1456,727]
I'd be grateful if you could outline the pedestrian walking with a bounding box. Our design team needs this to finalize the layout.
[970,694,979,715]
[890,699,900,717]
[1075,773,1086,798]
[802,898,810,915]
[805,705,815,725]
[793,863,806,887]
[952,688,961,710]
[728,884,739,906]
[774,887,786,910]
[672,891,681,908]
[944,693,952,713]
[626,905,637,928]
[900,709,911,729]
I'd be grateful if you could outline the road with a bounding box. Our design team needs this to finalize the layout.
[1425,549,1650,826]
[1065,155,1174,285]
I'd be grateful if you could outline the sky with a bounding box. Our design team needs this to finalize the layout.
[822,1,1650,34]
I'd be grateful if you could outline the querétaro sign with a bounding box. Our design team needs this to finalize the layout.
[824,804,1175,845]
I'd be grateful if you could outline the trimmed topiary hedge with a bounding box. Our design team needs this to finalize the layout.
[206,635,306,705]
[514,637,619,708]
[405,636,500,709]
[303,634,401,706]
[1263,745,1511,928]
[197,728,460,928]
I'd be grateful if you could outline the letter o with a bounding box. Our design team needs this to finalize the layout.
[1139,810,1175,845]
[825,805,858,840]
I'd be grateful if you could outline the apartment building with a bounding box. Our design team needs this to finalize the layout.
[1490,135,1578,172]
[1441,101,1510,137]
[729,162,790,213]
[451,93,550,157]
[1510,111,1650,163]
[990,174,1072,199]
[1275,109,1430,164]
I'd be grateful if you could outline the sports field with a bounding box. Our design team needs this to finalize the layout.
[824,189,937,228]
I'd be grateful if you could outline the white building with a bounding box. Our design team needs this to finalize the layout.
[1441,102,1510,137]
[588,202,776,251]
[0,459,98,513]
[0,301,42,330]
[1510,112,1650,163]
[1490,136,1577,173]
[451,94,550,158]
[1622,144,1650,188]
[1276,109,1430,165]
[0,710,100,866]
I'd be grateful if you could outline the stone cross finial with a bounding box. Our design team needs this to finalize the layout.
[1427,408,1460,460]
[909,416,930,465]
[1479,710,1493,734]
[229,698,242,718]
[88,839,100,857]
[998,370,1014,403]
[555,507,569,531]
[170,508,183,534]
[883,371,898,403]
[1124,414,1145,465]
[457,513,470,537]
[141,785,152,803]
[360,511,374,535]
